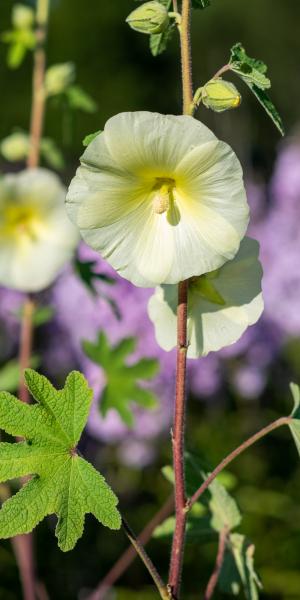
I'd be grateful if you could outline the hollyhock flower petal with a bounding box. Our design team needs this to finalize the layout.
[66,111,249,287]
[0,168,79,292]
[148,237,264,358]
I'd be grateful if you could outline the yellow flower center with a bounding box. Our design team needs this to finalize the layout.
[152,178,175,215]
[0,204,41,241]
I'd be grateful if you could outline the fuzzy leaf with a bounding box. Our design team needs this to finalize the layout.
[288,382,300,456]
[219,534,262,600]
[150,0,174,56]
[74,257,115,296]
[229,43,284,135]
[40,138,65,170]
[186,454,242,532]
[82,333,159,427]
[66,86,97,113]
[0,370,121,551]
[192,0,211,8]
[0,357,40,393]
[82,130,102,147]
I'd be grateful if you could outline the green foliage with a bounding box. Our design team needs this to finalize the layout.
[66,85,97,113]
[219,534,262,600]
[82,130,102,147]
[74,256,115,294]
[0,370,121,551]
[150,0,174,56]
[288,382,300,455]
[1,28,36,69]
[192,0,211,8]
[0,356,39,392]
[229,43,284,135]
[40,137,65,170]
[82,333,159,427]
[159,455,261,597]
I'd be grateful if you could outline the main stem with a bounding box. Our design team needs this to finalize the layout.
[27,0,49,169]
[168,2,193,597]
[13,2,50,599]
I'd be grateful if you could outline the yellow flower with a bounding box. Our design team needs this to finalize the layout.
[0,168,79,292]
[66,111,249,287]
[148,237,264,357]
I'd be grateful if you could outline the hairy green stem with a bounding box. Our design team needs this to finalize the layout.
[122,518,171,600]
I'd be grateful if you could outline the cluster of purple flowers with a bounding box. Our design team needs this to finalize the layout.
[0,136,299,465]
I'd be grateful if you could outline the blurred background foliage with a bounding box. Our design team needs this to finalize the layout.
[1,0,300,599]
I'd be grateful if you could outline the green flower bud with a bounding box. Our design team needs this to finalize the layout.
[126,1,169,35]
[12,4,34,30]
[45,62,75,96]
[0,132,30,162]
[201,78,241,113]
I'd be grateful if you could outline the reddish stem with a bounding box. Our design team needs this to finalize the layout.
[188,416,291,508]
[27,20,48,168]
[204,527,229,600]
[168,280,189,599]
[18,297,35,404]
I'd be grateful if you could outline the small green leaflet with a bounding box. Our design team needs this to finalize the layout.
[192,0,211,8]
[150,0,174,56]
[66,85,97,113]
[82,130,102,147]
[288,382,300,456]
[229,43,284,135]
[219,534,262,600]
[0,370,121,551]
[74,257,115,296]
[82,333,159,427]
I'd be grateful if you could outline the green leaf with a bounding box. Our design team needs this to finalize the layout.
[150,0,174,56]
[0,370,121,550]
[288,382,300,455]
[185,454,242,532]
[192,0,211,8]
[82,333,159,427]
[82,130,102,147]
[229,43,284,135]
[66,86,97,113]
[40,138,65,170]
[219,534,262,600]
[74,257,115,296]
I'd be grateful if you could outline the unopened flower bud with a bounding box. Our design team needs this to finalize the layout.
[0,132,30,162]
[12,4,34,30]
[201,79,241,113]
[126,1,169,35]
[45,62,75,96]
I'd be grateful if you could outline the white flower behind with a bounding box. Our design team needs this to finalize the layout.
[148,237,264,358]
[0,168,79,292]
[66,111,249,287]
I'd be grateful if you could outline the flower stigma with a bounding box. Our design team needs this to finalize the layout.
[152,178,175,215]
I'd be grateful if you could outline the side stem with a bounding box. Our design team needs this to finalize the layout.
[204,526,229,600]
[87,496,174,600]
[188,416,291,508]
[122,518,171,600]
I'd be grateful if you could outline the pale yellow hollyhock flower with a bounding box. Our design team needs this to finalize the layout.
[148,237,264,358]
[66,111,249,287]
[0,168,79,292]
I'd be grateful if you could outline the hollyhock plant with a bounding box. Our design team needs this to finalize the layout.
[148,237,263,358]
[0,168,79,292]
[66,111,249,287]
